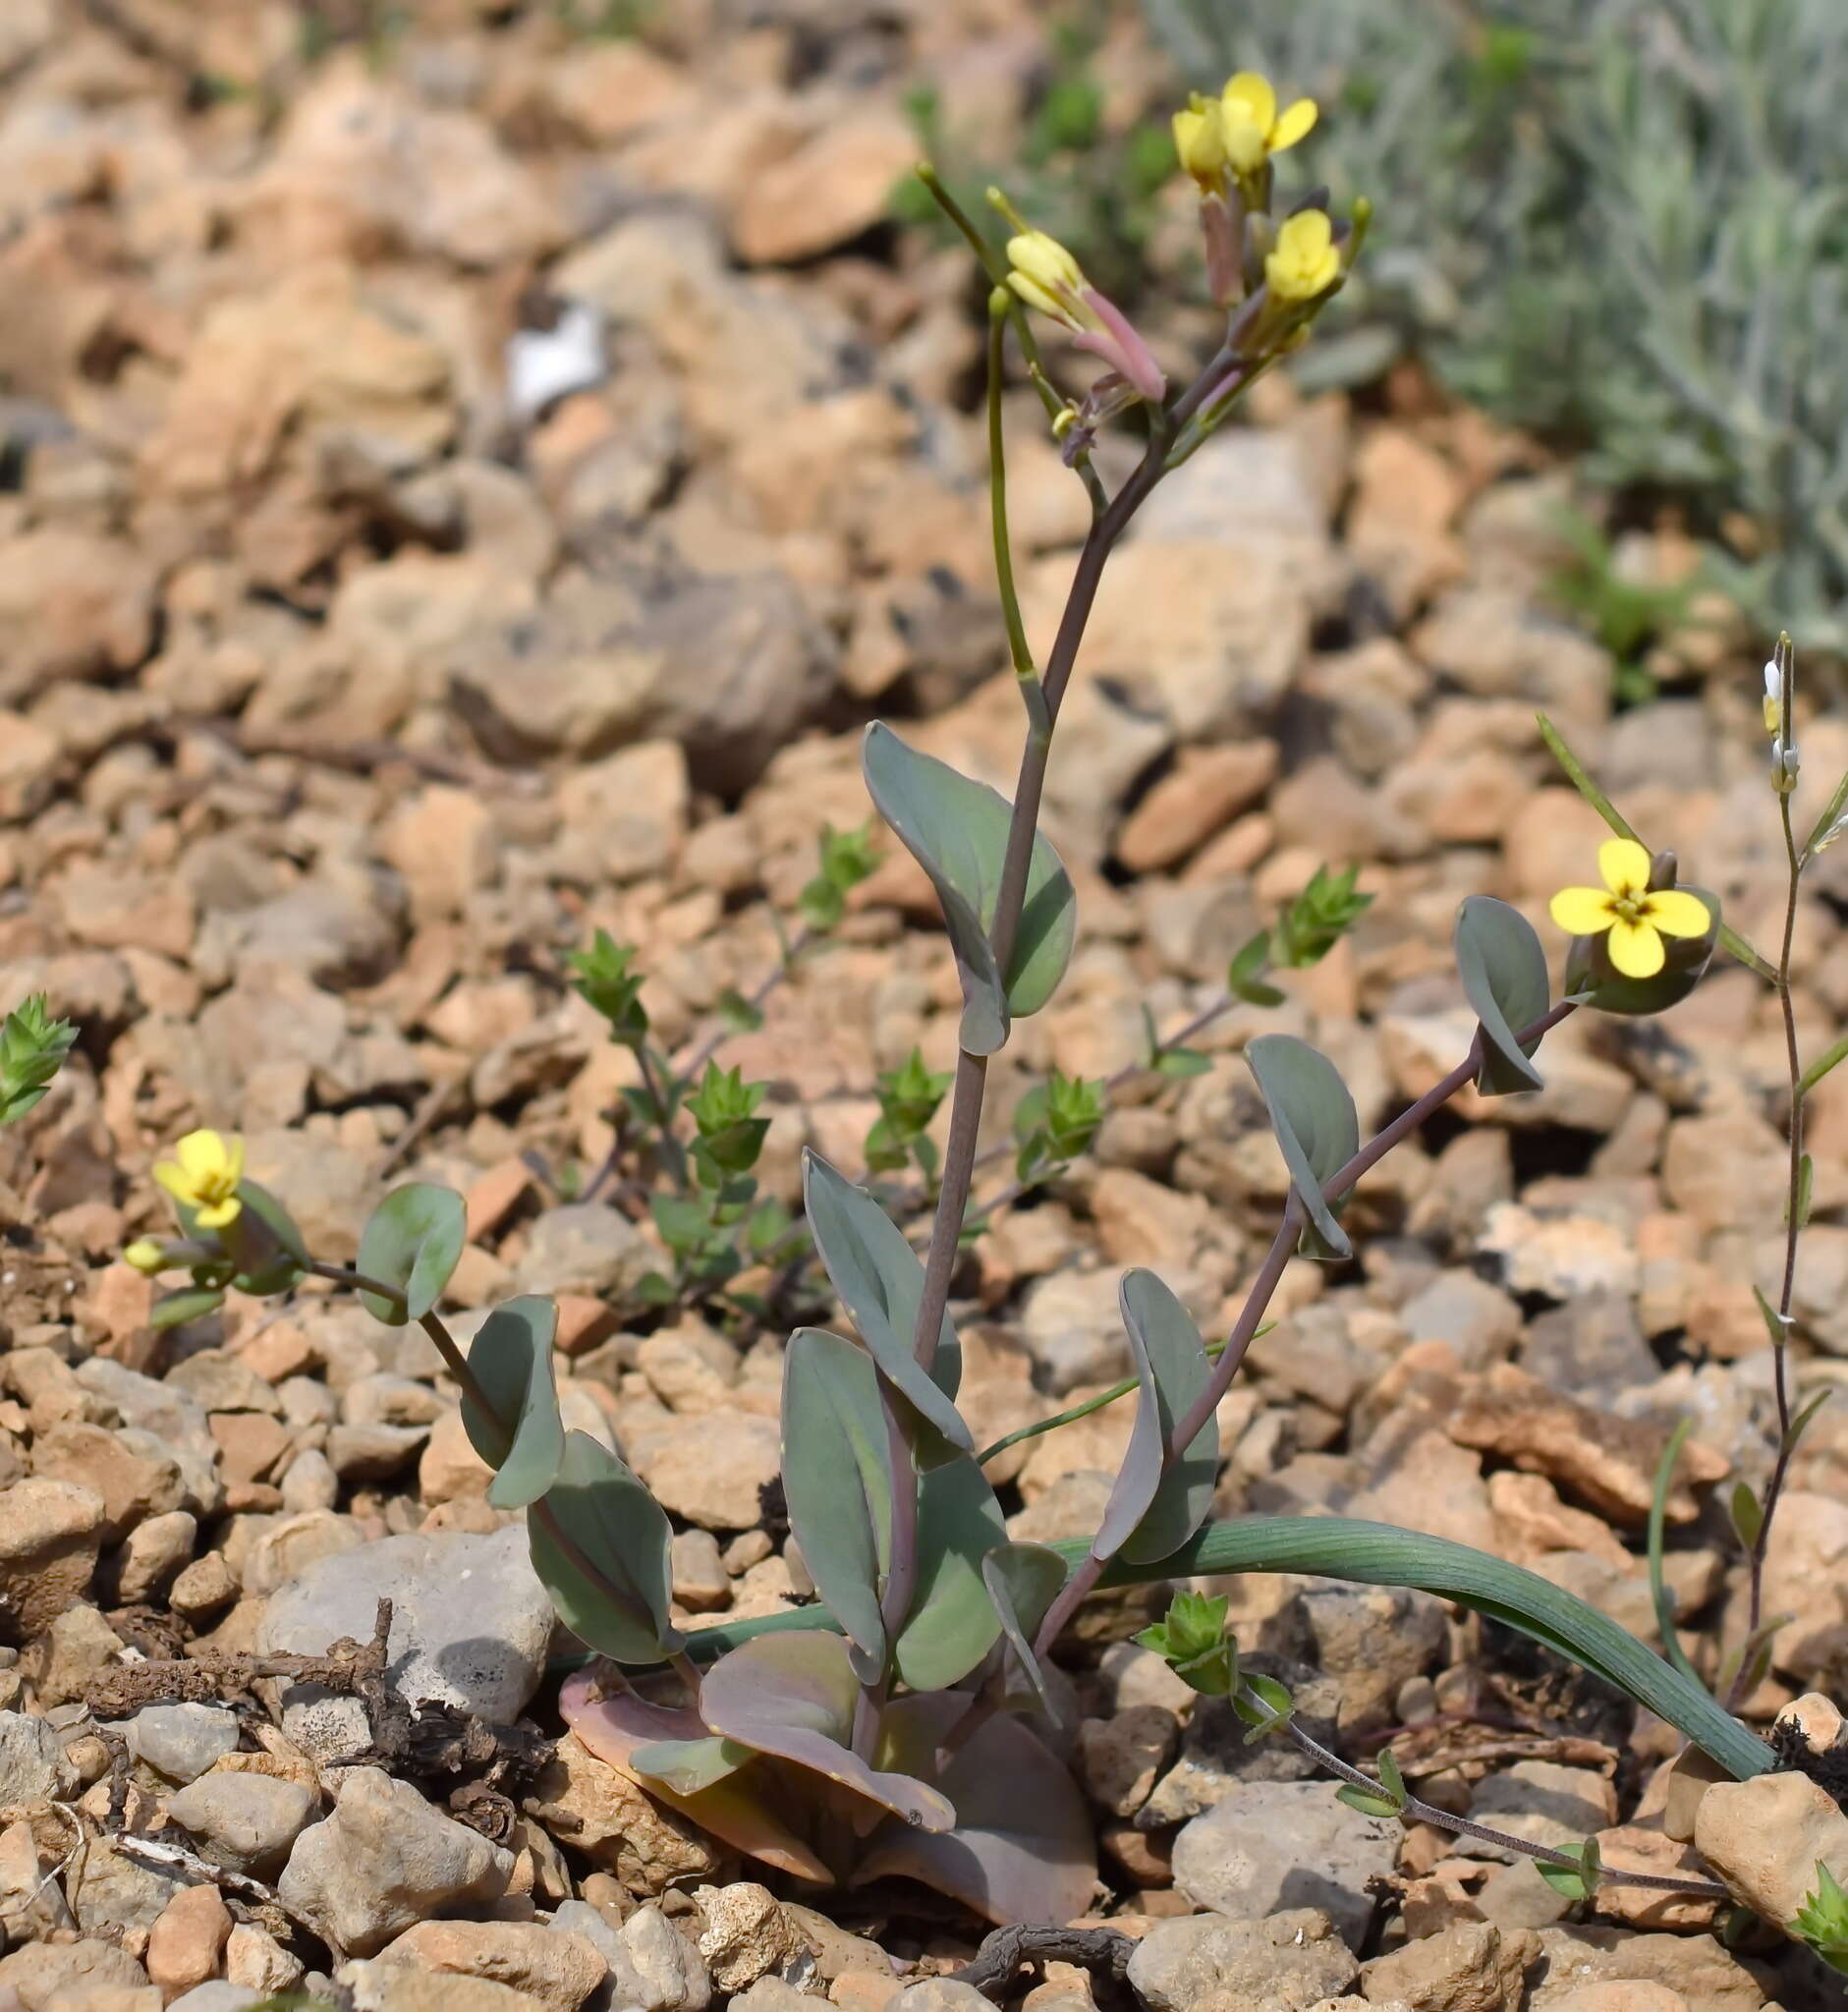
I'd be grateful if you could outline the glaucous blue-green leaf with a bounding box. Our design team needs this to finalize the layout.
[981,1541,1068,1717]
[628,1734,755,1795]
[862,722,1076,1055]
[782,1328,890,1679]
[463,1295,562,1506]
[1245,1034,1359,1260]
[221,1179,311,1295]
[1454,896,1548,1095]
[529,1429,681,1664]
[357,1182,466,1325]
[235,1179,309,1265]
[700,1631,954,1831]
[894,1451,1007,1690]
[1092,1269,1220,1567]
[802,1151,968,1455]
[151,1284,226,1330]
[858,1695,1095,1925]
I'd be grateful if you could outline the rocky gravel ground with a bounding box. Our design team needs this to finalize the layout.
[0,3,1846,2010]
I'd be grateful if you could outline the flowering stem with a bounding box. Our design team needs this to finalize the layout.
[1277,1718,1728,1901]
[1741,790,1806,1651]
[1033,1000,1577,1659]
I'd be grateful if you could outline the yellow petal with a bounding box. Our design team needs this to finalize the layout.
[152,1160,191,1202]
[1270,97,1318,150]
[223,1135,246,1186]
[1222,72,1278,135]
[1606,918,1665,978]
[1642,889,1711,939]
[175,1129,223,1179]
[1549,886,1616,936]
[195,1197,243,1231]
[1596,837,1652,899]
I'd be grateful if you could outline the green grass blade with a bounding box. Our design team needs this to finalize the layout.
[1648,1418,1705,1691]
[649,1515,1769,1783]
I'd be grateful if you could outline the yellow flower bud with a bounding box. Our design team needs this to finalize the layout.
[1005,229,1088,328]
[1264,209,1341,302]
[123,1239,168,1276]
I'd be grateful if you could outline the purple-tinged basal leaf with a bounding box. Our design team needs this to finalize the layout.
[857,1694,1095,1925]
[700,1631,954,1833]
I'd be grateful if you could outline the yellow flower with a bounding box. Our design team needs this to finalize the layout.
[153,1129,245,1231]
[1220,72,1317,175]
[1172,95,1227,187]
[1264,209,1341,302]
[1549,839,1711,980]
[123,1239,168,1275]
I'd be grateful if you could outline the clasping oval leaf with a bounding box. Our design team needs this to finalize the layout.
[1246,1034,1359,1260]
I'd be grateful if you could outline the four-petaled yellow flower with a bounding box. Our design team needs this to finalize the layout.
[153,1129,245,1231]
[1548,839,1710,980]
[1220,72,1317,176]
[1264,210,1341,303]
[1172,95,1228,187]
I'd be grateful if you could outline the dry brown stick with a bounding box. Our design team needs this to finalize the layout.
[85,1597,394,1721]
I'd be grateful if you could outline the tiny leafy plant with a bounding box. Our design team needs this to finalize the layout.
[0,993,78,1127]
[128,64,1820,1936]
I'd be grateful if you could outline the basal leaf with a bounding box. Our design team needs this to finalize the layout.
[464,1295,563,1506]
[1245,1034,1360,1259]
[895,1452,1008,1690]
[700,1631,954,1831]
[357,1182,466,1325]
[862,722,1076,1055]
[1093,1269,1220,1567]
[628,1733,755,1795]
[530,1429,681,1664]
[1455,895,1549,1095]
[981,1541,1068,1717]
[557,1675,831,1884]
[782,1328,890,1677]
[802,1151,968,1454]
[859,1694,1095,1926]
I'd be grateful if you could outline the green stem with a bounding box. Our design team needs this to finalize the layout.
[986,300,1036,689]
[1279,1719,1727,1900]
[1740,789,1806,1654]
[974,1324,1273,1467]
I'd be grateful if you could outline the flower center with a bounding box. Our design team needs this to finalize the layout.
[1609,891,1649,925]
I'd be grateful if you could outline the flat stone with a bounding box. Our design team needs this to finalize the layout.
[125,1703,240,1783]
[1170,1779,1399,1948]
[1126,1908,1360,2012]
[279,1765,514,1957]
[167,1770,319,1877]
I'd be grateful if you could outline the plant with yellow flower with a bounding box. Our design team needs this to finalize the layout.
[109,61,1792,1938]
